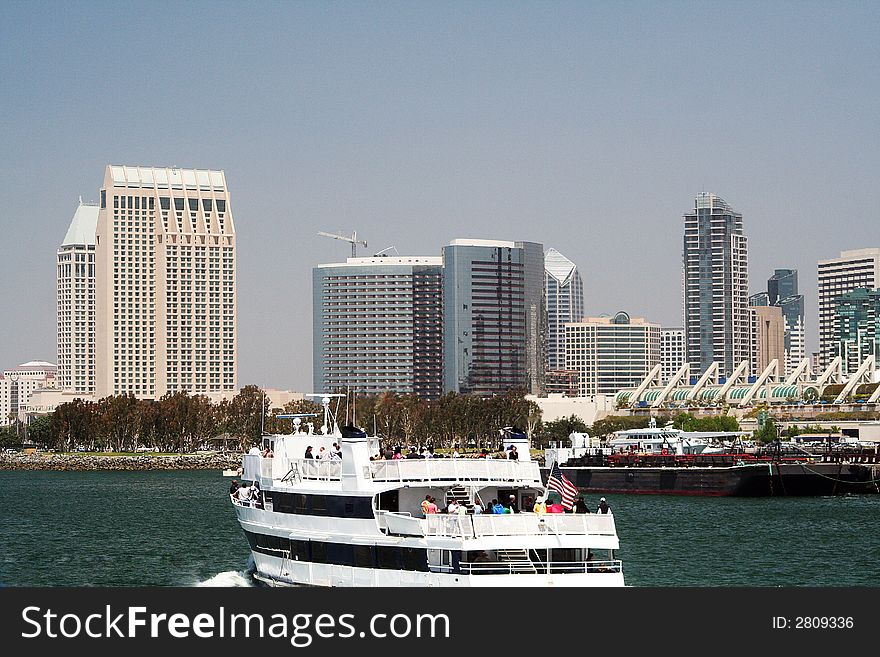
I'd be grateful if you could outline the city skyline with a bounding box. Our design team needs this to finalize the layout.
[2,2,879,392]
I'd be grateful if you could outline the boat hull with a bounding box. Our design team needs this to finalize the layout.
[248,551,625,587]
[541,462,880,496]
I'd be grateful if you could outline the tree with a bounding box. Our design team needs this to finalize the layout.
[754,417,778,444]
[536,415,589,448]
[26,415,54,446]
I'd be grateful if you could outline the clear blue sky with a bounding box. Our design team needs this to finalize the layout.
[2,1,879,391]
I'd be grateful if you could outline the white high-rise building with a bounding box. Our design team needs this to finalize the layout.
[565,312,660,397]
[545,248,585,372]
[95,166,237,399]
[660,327,686,380]
[817,248,880,368]
[683,193,749,377]
[57,198,98,394]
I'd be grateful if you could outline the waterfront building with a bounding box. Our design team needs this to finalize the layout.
[833,288,880,375]
[660,327,686,381]
[57,198,98,394]
[442,239,545,396]
[0,361,57,425]
[818,249,880,368]
[94,165,237,399]
[545,248,584,371]
[748,305,786,375]
[565,312,660,397]
[313,256,443,399]
[683,193,749,377]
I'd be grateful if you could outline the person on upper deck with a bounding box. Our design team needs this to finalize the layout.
[490,499,505,514]
[597,497,611,514]
[304,446,314,459]
[573,497,590,513]
[508,445,519,460]
[392,446,403,460]
[421,495,433,516]
[229,479,239,497]
[533,496,547,515]
[506,494,519,513]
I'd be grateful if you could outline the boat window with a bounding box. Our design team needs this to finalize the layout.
[376,546,401,570]
[292,540,308,561]
[328,543,355,566]
[310,541,328,564]
[354,545,374,568]
[401,548,429,572]
[310,495,327,516]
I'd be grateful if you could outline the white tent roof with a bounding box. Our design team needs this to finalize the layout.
[61,198,99,246]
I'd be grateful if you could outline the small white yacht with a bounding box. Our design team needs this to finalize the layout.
[231,395,625,587]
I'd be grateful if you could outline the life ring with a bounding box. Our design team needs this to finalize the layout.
[661,448,669,455]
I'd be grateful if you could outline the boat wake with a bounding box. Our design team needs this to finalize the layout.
[192,555,256,587]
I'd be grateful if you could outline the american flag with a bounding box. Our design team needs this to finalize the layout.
[546,461,579,510]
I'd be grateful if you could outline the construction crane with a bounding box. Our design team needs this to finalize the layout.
[317,230,368,257]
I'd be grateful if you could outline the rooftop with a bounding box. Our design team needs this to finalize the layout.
[61,198,99,247]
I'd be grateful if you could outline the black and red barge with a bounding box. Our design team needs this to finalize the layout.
[540,451,880,497]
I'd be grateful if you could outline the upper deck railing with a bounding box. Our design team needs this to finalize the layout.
[369,458,541,484]
[378,510,617,538]
[255,455,542,485]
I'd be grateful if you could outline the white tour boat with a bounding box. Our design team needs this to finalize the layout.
[230,395,625,587]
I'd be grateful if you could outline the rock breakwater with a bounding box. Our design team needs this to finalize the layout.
[0,452,242,471]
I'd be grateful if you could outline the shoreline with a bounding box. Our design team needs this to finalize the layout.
[0,452,242,471]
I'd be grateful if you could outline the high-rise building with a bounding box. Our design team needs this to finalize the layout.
[57,198,98,394]
[442,239,545,396]
[95,165,236,399]
[660,327,686,380]
[833,288,880,374]
[818,249,880,368]
[313,256,444,399]
[565,312,660,397]
[683,192,749,376]
[748,305,786,375]
[749,269,805,374]
[545,248,584,371]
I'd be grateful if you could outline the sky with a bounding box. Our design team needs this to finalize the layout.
[1,1,879,392]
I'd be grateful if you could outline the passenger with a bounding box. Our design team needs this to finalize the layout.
[332,443,342,459]
[262,447,274,458]
[574,497,590,514]
[304,446,314,459]
[447,500,460,514]
[421,494,433,516]
[317,446,326,460]
[491,499,506,514]
[251,482,262,509]
[533,495,547,515]
[392,446,403,460]
[427,446,436,458]
[547,499,564,513]
[384,447,394,460]
[508,445,519,460]
[478,448,489,459]
[597,497,611,514]
[236,483,252,505]
[471,499,483,514]
[428,496,439,514]
[452,447,460,458]
[406,447,422,459]
[456,502,467,516]
[229,479,240,497]
[506,494,519,513]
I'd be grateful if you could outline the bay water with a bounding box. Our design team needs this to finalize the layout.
[2,470,877,587]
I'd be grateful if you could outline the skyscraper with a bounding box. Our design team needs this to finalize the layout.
[95,165,236,399]
[660,327,686,380]
[57,198,98,394]
[834,288,880,375]
[748,305,786,375]
[683,192,749,376]
[313,256,444,399]
[544,247,584,371]
[768,269,805,374]
[442,239,545,396]
[818,248,880,368]
[749,269,805,374]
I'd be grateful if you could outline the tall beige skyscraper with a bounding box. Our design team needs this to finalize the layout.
[95,165,236,399]
[57,198,99,394]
